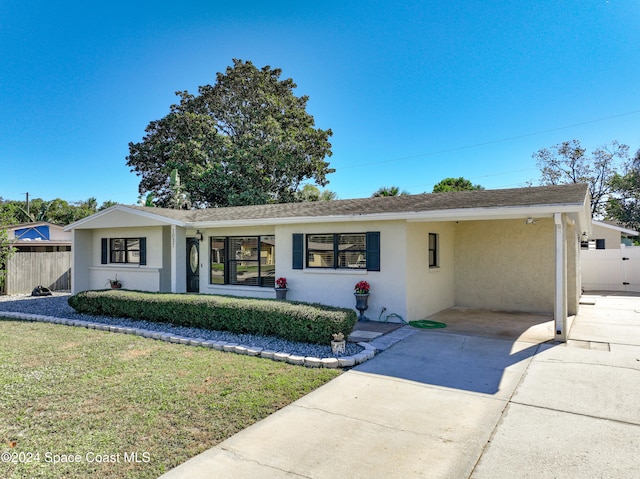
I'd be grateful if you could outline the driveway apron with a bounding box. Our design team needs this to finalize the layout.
[471,292,640,479]
[159,332,540,479]
[160,293,640,479]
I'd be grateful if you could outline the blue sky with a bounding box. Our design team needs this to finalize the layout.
[2,0,639,205]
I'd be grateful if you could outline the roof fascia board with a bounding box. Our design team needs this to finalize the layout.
[187,204,588,229]
[592,220,638,236]
[12,240,71,245]
[64,205,186,231]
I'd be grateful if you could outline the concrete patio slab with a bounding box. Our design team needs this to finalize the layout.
[347,330,382,341]
[423,307,554,344]
[571,292,640,346]
[356,331,539,398]
[471,403,640,479]
[511,346,640,425]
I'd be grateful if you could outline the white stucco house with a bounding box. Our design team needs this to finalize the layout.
[583,221,638,250]
[64,183,592,340]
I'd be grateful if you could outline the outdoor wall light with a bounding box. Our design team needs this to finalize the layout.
[196,230,204,241]
[525,217,536,225]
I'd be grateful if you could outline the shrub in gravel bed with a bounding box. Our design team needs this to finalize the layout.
[68,290,357,345]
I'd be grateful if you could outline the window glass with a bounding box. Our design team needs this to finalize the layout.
[260,235,276,287]
[307,233,366,269]
[229,237,259,286]
[338,234,366,269]
[189,243,199,274]
[210,237,226,284]
[229,237,258,262]
[211,235,275,287]
[110,238,140,264]
[307,234,334,268]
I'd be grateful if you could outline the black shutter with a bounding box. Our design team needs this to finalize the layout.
[292,234,304,269]
[139,237,147,265]
[366,232,380,271]
[101,238,108,264]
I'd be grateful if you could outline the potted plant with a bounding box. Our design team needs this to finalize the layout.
[106,275,122,289]
[275,277,289,300]
[354,280,370,321]
[331,332,346,355]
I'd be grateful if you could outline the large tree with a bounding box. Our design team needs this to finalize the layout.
[432,177,484,193]
[533,139,629,217]
[606,149,640,232]
[126,59,334,208]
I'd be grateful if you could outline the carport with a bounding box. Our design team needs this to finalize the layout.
[407,209,590,342]
[423,307,554,344]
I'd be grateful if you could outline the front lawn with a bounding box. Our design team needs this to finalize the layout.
[0,320,341,479]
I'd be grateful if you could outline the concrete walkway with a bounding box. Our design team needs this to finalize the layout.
[159,293,640,479]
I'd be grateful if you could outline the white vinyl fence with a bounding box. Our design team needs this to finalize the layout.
[581,245,640,292]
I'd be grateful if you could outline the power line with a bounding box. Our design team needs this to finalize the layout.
[339,109,640,170]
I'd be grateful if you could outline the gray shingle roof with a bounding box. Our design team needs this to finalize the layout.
[127,183,589,224]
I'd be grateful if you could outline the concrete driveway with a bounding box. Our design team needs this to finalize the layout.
[160,293,640,479]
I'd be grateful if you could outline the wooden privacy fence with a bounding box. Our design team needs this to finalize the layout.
[3,251,71,295]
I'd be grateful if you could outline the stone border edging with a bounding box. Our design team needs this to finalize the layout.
[2,312,375,369]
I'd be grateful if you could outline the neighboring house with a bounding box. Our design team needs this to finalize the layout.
[3,222,72,294]
[581,221,639,293]
[581,221,638,250]
[8,222,72,252]
[65,183,592,340]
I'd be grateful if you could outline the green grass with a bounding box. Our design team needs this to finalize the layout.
[0,320,341,479]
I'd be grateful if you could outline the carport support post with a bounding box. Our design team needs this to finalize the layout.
[554,213,568,341]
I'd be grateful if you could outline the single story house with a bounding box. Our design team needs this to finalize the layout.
[7,221,72,252]
[582,220,638,250]
[65,183,592,340]
[2,222,73,294]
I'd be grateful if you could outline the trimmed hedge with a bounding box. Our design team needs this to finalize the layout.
[67,290,357,345]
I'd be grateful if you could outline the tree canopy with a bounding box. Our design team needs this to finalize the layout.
[432,177,484,193]
[126,59,334,208]
[606,149,640,232]
[0,197,114,226]
[533,139,629,217]
[371,186,410,197]
[0,209,16,291]
[296,184,337,202]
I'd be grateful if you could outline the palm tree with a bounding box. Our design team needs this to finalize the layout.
[371,186,410,197]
